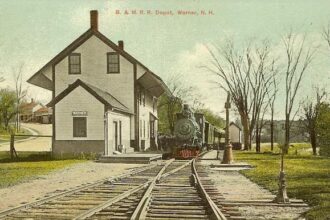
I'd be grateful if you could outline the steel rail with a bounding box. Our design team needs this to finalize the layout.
[1,156,222,219]
[73,181,150,220]
[159,159,192,180]
[0,163,157,218]
[130,158,175,220]
[75,159,189,219]
[192,159,227,220]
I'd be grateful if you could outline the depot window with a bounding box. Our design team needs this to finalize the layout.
[107,52,120,73]
[73,117,87,137]
[69,53,81,74]
[139,88,145,106]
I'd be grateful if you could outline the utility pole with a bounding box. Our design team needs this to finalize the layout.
[222,92,234,164]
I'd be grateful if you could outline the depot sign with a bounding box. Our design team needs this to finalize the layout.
[72,111,88,116]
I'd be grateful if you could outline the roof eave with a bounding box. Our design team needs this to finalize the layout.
[27,72,53,91]
[138,72,171,98]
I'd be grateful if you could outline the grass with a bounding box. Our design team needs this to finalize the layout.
[0,152,85,188]
[234,148,330,220]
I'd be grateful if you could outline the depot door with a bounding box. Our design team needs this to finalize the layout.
[150,120,156,149]
[113,121,118,151]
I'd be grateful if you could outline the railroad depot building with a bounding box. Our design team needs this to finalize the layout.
[27,10,169,155]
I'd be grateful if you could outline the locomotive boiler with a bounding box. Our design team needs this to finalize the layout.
[158,104,227,159]
[173,104,202,158]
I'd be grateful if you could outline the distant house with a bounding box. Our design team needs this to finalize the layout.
[19,99,52,124]
[27,10,169,156]
[34,107,53,124]
[229,122,242,149]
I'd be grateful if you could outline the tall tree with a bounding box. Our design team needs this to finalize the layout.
[12,63,28,132]
[0,89,17,130]
[205,40,275,150]
[197,108,225,128]
[247,43,276,152]
[266,70,278,151]
[283,31,315,153]
[255,99,271,153]
[302,88,326,155]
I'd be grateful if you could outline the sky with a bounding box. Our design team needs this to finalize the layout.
[0,0,329,119]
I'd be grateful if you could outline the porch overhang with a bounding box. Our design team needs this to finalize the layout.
[137,72,171,97]
[27,72,53,91]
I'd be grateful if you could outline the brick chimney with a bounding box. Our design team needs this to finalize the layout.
[118,40,124,50]
[90,10,98,31]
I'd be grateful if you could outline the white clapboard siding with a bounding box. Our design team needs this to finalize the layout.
[106,111,131,155]
[55,86,104,140]
[55,35,135,112]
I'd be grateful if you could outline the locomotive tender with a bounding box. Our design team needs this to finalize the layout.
[171,104,225,159]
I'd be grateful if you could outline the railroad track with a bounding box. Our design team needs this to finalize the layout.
[0,158,240,220]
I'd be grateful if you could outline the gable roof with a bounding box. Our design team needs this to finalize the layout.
[229,122,242,130]
[20,102,39,110]
[27,28,170,95]
[47,79,132,114]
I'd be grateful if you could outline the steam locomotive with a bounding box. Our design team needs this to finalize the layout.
[161,104,225,159]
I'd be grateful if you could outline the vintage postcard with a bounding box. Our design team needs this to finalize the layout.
[0,0,329,219]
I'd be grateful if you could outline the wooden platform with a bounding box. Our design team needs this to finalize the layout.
[99,153,162,164]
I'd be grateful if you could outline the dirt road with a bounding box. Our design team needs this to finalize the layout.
[0,123,52,152]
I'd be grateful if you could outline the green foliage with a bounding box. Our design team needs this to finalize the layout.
[157,94,182,134]
[196,108,225,128]
[316,103,330,156]
[157,95,226,135]
[235,151,330,220]
[0,88,17,130]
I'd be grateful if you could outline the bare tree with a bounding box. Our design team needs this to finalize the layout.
[255,101,270,152]
[302,88,326,155]
[204,40,275,151]
[247,43,276,152]
[266,70,279,151]
[12,63,28,132]
[204,41,252,150]
[283,31,315,153]
[190,94,205,111]
[322,22,330,50]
